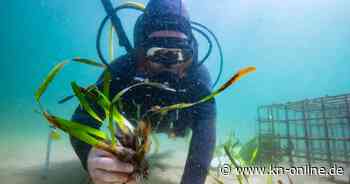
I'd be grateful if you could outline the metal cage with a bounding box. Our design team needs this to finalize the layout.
[257,93,350,167]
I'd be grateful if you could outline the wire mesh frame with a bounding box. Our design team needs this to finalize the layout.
[257,93,350,167]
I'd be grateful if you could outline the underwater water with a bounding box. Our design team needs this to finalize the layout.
[1,0,349,183]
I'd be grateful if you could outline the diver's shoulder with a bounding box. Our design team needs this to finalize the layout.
[186,64,212,90]
[108,53,137,75]
[110,53,136,67]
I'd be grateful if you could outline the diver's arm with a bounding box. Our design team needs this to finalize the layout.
[181,98,217,184]
[180,64,216,184]
[70,54,136,170]
[70,106,103,170]
[69,70,113,170]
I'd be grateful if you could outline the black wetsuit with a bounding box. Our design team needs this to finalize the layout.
[70,53,216,184]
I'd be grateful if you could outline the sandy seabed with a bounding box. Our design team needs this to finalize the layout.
[0,134,191,184]
[1,135,349,184]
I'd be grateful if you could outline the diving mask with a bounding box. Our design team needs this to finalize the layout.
[143,37,193,66]
[146,47,192,66]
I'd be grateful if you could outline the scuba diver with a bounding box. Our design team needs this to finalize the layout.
[70,0,216,183]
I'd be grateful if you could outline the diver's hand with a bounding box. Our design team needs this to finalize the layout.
[87,148,136,184]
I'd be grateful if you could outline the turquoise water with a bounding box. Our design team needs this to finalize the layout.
[1,0,349,169]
